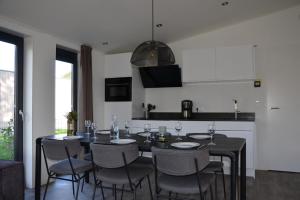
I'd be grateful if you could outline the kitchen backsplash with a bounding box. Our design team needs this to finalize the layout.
[145,81,264,113]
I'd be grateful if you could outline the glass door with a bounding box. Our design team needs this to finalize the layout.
[0,31,23,161]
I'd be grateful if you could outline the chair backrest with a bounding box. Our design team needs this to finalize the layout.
[90,143,139,168]
[151,147,209,176]
[42,139,81,161]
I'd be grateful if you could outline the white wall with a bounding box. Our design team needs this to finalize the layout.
[146,5,300,171]
[0,15,106,187]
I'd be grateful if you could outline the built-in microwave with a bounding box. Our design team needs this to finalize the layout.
[105,77,132,102]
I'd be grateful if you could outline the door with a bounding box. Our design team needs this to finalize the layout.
[0,31,23,161]
[264,44,300,172]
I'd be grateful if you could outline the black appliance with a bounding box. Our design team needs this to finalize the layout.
[181,100,193,119]
[105,77,132,102]
[139,65,182,88]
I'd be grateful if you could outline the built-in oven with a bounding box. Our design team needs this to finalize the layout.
[105,77,132,101]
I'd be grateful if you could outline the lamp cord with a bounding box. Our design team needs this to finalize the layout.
[152,0,154,41]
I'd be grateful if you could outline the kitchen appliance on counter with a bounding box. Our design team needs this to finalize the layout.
[181,100,193,119]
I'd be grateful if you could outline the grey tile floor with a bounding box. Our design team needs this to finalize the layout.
[25,170,300,200]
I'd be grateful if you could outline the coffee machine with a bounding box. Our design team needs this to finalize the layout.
[181,100,193,119]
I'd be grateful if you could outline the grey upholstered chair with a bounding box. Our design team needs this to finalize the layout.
[187,133,227,200]
[90,143,153,200]
[152,146,215,200]
[42,138,93,200]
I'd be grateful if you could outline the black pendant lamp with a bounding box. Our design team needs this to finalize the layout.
[130,0,175,67]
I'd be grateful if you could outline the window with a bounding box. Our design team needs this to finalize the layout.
[55,48,77,134]
[0,31,23,161]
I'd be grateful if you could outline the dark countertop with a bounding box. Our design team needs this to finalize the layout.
[132,112,255,122]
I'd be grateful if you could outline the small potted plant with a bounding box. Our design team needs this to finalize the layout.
[65,111,77,136]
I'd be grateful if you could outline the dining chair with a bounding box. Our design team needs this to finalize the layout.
[187,133,227,200]
[90,143,153,200]
[152,146,215,200]
[41,138,93,200]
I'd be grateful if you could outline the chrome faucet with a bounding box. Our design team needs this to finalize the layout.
[233,99,238,120]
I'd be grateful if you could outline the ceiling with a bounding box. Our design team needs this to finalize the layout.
[0,0,299,53]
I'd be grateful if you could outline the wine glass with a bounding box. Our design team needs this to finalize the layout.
[175,121,182,141]
[84,120,92,134]
[208,123,216,145]
[91,122,97,138]
[144,123,151,143]
[125,120,130,138]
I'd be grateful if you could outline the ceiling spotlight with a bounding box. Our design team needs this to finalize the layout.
[221,1,229,6]
[102,42,109,46]
[156,24,163,28]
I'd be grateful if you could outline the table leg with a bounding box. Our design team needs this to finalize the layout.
[230,153,237,200]
[240,143,246,200]
[234,151,240,200]
[35,138,42,200]
[83,144,90,183]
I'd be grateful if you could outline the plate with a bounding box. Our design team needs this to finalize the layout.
[188,135,211,140]
[110,139,136,144]
[137,132,151,137]
[63,136,83,140]
[171,142,200,149]
[96,130,111,135]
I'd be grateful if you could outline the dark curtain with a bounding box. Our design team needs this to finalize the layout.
[79,45,93,130]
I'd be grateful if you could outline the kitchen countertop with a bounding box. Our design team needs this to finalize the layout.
[132,112,255,122]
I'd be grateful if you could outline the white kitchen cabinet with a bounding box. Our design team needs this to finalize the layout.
[182,48,215,82]
[131,120,256,177]
[104,52,132,78]
[215,45,255,81]
[182,45,255,82]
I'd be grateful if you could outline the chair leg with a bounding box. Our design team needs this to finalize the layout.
[132,188,137,200]
[121,185,125,200]
[214,173,218,200]
[168,191,172,200]
[147,175,153,200]
[221,169,226,200]
[210,184,214,200]
[100,181,105,200]
[75,180,80,200]
[113,184,117,200]
[81,177,85,192]
[43,177,50,200]
[72,175,75,196]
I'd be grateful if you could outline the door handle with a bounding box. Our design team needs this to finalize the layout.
[19,110,24,121]
[270,107,280,110]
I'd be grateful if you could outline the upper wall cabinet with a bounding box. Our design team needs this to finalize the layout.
[182,45,255,82]
[215,45,255,81]
[182,48,215,82]
[104,52,132,78]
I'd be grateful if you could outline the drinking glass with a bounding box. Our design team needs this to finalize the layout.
[175,121,183,141]
[144,123,151,143]
[125,120,130,137]
[84,120,92,134]
[208,123,216,145]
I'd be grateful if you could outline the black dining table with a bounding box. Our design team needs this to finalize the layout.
[35,132,246,200]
